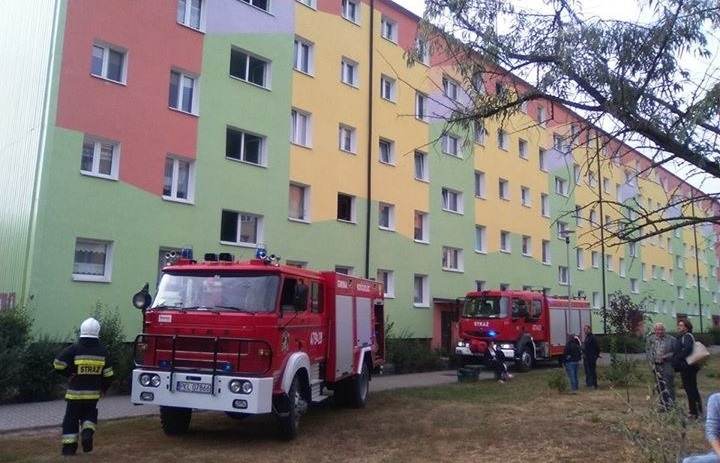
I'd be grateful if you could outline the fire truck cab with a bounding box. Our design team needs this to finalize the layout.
[130,250,384,439]
[455,289,590,370]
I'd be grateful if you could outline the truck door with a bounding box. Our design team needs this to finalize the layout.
[279,277,314,358]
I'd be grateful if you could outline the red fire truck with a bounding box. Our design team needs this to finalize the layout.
[455,289,590,370]
[130,249,384,439]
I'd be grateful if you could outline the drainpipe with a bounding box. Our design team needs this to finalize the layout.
[364,0,375,279]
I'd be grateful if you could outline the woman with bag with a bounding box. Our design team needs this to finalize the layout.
[675,319,702,419]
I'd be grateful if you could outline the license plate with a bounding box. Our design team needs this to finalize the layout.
[176,381,212,394]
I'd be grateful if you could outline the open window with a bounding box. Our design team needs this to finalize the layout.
[529,300,542,320]
[511,298,528,318]
[280,277,308,312]
[310,282,323,313]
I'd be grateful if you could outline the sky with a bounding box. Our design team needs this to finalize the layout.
[395,0,424,15]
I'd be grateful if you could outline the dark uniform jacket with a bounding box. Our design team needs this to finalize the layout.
[563,338,582,363]
[53,338,114,400]
[583,333,600,361]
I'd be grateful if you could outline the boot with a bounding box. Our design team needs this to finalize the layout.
[62,443,77,456]
[81,428,94,453]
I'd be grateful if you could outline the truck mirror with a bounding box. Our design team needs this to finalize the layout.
[132,283,152,310]
[293,284,309,312]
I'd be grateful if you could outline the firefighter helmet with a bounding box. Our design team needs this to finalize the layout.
[79,318,101,338]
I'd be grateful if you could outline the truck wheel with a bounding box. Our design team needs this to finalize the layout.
[348,361,370,409]
[278,375,307,440]
[160,406,192,435]
[518,347,535,372]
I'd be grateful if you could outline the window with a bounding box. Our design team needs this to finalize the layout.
[378,202,395,230]
[442,134,460,157]
[163,157,194,202]
[416,38,430,65]
[660,266,666,281]
[475,226,486,253]
[290,108,311,147]
[377,270,395,298]
[592,291,600,309]
[558,266,569,285]
[576,248,584,270]
[500,283,510,291]
[521,186,531,206]
[289,183,310,222]
[500,231,511,253]
[73,239,113,282]
[474,121,486,145]
[310,281,323,313]
[676,255,683,269]
[220,211,263,246]
[476,280,486,291]
[540,193,550,218]
[497,129,508,150]
[587,172,597,188]
[522,235,531,256]
[240,0,270,11]
[602,177,610,195]
[573,164,581,184]
[555,177,568,196]
[341,58,359,86]
[335,266,354,275]
[474,171,486,198]
[553,134,569,153]
[414,211,429,242]
[91,43,126,83]
[80,136,119,179]
[630,278,639,294]
[379,138,395,164]
[381,16,397,42]
[443,76,459,101]
[413,274,429,307]
[177,0,204,30]
[415,92,428,121]
[518,139,528,159]
[414,151,429,181]
[498,179,509,200]
[629,241,637,257]
[341,0,360,23]
[442,247,463,271]
[589,209,598,225]
[642,263,647,281]
[651,264,657,279]
[169,70,198,114]
[293,37,313,74]
[556,221,568,239]
[605,254,613,271]
[441,188,463,213]
[380,75,396,101]
[619,258,626,277]
[537,105,546,126]
[574,205,582,227]
[226,127,265,165]
[542,240,551,264]
[338,124,357,153]
[337,193,356,223]
[539,148,547,171]
[296,0,316,7]
[230,49,269,88]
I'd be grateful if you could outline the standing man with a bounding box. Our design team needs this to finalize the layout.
[53,318,114,456]
[582,325,600,389]
[646,322,677,411]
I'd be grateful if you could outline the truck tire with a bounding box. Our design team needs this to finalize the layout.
[278,375,307,440]
[518,346,535,372]
[160,406,192,435]
[348,361,370,409]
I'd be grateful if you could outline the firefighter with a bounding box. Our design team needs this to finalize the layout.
[53,317,113,456]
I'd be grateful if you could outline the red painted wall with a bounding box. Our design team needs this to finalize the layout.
[56,0,203,196]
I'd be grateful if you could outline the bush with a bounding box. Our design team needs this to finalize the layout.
[385,319,442,374]
[0,307,32,401]
[91,304,133,394]
[18,336,65,402]
[708,327,720,345]
[603,355,641,387]
[547,368,568,393]
[596,334,646,354]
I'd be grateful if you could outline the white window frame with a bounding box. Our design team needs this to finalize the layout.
[442,134,460,157]
[380,75,396,101]
[341,0,360,24]
[442,76,459,101]
[72,238,113,283]
[226,126,267,166]
[474,120,486,145]
[592,291,600,309]
[379,138,395,165]
[293,37,314,75]
[576,248,584,270]
[338,124,357,154]
[162,156,195,204]
[169,69,199,115]
[239,0,271,12]
[414,151,429,182]
[555,177,568,197]
[413,274,430,307]
[630,278,639,294]
[591,251,599,268]
[540,193,550,218]
[341,57,359,87]
[441,187,463,214]
[539,148,547,172]
[378,202,395,231]
[337,193,357,223]
[290,108,312,147]
[296,0,316,8]
[176,0,206,31]
[80,136,120,180]
[377,269,395,298]
[500,231,511,253]
[442,246,464,272]
[522,235,532,257]
[542,240,551,264]
[556,221,568,239]
[414,210,429,243]
[619,257,626,277]
[518,139,528,159]
[475,225,487,253]
[415,91,429,122]
[521,186,531,207]
[380,16,398,42]
[416,38,430,66]
[499,179,509,200]
[497,129,508,150]
[288,182,311,223]
[220,210,264,248]
[91,42,127,84]
[335,265,355,276]
[558,266,569,285]
[474,171,486,198]
[229,48,271,89]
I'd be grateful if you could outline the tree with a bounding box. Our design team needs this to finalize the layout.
[412,0,720,244]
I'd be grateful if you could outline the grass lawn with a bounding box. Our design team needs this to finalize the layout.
[2,359,718,463]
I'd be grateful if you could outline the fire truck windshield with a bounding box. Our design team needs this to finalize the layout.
[462,296,509,318]
[152,273,280,313]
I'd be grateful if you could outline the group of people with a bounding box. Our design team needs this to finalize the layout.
[561,324,601,393]
[647,320,702,418]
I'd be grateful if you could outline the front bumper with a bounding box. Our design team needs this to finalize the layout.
[131,369,273,414]
[455,344,515,359]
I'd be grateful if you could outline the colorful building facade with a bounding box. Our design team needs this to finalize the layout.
[3,0,720,347]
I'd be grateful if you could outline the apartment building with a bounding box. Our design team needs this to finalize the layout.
[2,0,719,348]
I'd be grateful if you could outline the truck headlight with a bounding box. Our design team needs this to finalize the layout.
[500,344,513,350]
[138,373,160,388]
[241,381,253,394]
[229,379,252,394]
[150,375,161,387]
[457,341,466,347]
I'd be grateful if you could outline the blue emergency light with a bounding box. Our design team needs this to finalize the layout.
[487,330,497,337]
[180,248,193,260]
